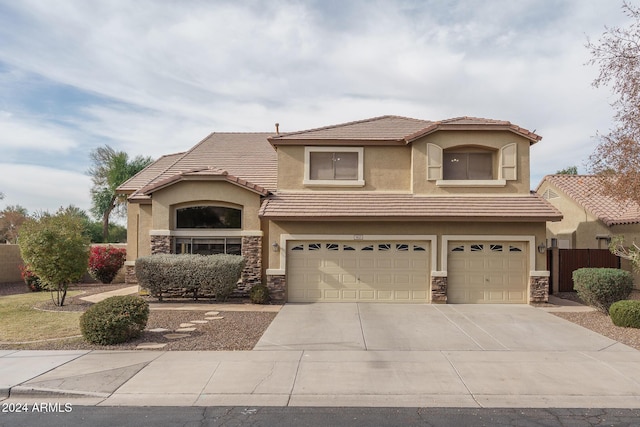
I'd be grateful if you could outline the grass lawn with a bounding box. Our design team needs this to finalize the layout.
[0,291,82,343]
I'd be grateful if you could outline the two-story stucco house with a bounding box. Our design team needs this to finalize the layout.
[118,115,562,304]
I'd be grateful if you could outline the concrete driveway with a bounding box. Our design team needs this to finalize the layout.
[254,303,628,352]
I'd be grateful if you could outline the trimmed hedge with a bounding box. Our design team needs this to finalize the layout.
[609,300,640,329]
[135,254,245,301]
[80,295,149,345]
[572,268,633,313]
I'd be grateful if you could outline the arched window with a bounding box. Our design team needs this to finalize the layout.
[176,206,242,229]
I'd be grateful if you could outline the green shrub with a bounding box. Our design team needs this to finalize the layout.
[135,254,245,301]
[249,285,270,304]
[572,268,633,313]
[609,300,640,329]
[80,295,149,345]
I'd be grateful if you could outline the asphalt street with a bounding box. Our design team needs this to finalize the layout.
[1,406,640,427]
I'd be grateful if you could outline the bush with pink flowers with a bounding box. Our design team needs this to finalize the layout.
[88,246,126,284]
[19,264,42,292]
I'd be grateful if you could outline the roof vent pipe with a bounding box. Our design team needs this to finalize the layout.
[275,123,280,135]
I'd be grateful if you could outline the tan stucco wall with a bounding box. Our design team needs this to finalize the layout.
[150,181,262,231]
[412,131,531,195]
[537,180,602,249]
[266,220,547,272]
[0,244,23,283]
[126,203,153,260]
[277,145,411,191]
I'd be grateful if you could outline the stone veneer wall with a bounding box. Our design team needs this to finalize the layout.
[125,264,138,285]
[239,236,262,293]
[529,275,549,303]
[150,235,171,254]
[266,275,286,303]
[431,276,447,303]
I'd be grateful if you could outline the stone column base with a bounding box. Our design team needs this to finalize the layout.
[125,264,138,285]
[530,275,549,303]
[266,275,286,303]
[431,275,447,303]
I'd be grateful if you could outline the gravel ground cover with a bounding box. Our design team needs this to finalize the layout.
[0,282,276,351]
[1,282,639,351]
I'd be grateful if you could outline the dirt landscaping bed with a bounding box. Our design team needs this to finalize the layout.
[0,282,276,351]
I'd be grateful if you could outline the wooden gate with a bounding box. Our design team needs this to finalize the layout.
[548,249,621,292]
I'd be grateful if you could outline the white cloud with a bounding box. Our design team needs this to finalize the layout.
[0,111,78,152]
[0,163,92,215]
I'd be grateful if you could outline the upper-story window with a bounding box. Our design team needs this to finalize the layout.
[443,151,493,180]
[427,143,517,187]
[176,206,242,229]
[304,147,364,187]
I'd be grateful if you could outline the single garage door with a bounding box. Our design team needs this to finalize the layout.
[287,241,430,303]
[447,241,528,304]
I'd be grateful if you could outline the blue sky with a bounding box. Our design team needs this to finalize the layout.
[0,0,633,217]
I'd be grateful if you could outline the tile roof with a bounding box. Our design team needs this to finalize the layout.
[259,192,562,222]
[269,115,433,142]
[405,116,542,143]
[269,115,541,145]
[138,167,269,196]
[122,132,277,201]
[117,152,185,194]
[540,175,640,226]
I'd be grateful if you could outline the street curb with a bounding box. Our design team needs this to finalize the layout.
[9,386,110,399]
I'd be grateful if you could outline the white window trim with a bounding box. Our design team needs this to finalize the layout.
[303,146,365,187]
[436,179,506,187]
[266,234,437,276]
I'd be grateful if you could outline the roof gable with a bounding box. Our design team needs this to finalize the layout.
[540,175,640,226]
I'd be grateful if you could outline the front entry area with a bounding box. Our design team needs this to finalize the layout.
[287,241,430,303]
[447,241,528,303]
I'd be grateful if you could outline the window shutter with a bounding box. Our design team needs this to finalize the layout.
[500,143,517,181]
[426,143,443,180]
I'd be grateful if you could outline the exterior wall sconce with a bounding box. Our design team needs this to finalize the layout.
[272,242,279,252]
[537,242,547,253]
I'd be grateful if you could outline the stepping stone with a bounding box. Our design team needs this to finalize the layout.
[205,316,224,320]
[191,320,208,324]
[180,323,195,327]
[164,333,191,340]
[136,343,167,349]
[175,327,196,332]
[205,311,220,316]
[148,328,170,333]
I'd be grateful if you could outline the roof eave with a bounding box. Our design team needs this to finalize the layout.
[405,124,542,144]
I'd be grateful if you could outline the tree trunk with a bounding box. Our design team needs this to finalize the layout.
[102,198,116,242]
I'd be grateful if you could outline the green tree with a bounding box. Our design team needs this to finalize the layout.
[0,205,28,243]
[18,209,90,306]
[587,2,640,205]
[88,146,153,242]
[556,166,578,175]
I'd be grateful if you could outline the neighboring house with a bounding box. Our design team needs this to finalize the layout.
[536,174,640,286]
[118,116,562,304]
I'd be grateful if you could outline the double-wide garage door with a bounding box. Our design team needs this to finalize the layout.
[447,241,528,303]
[287,241,430,303]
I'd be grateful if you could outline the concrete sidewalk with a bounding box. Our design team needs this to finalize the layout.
[2,347,640,408]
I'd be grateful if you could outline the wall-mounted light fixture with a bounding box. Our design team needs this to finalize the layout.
[537,242,547,253]
[271,242,279,252]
